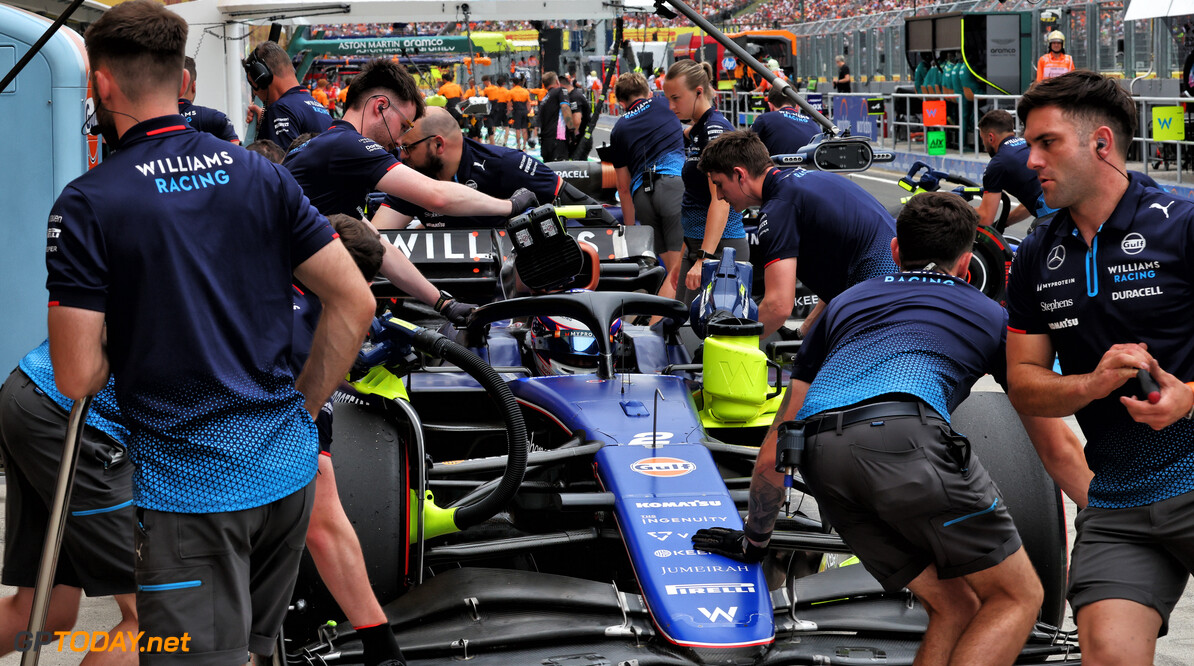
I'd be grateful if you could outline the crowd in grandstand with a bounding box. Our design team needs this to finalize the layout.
[311,1,1128,47]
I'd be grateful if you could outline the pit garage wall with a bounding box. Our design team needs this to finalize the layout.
[0,5,91,371]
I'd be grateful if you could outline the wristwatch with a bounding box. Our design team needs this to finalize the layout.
[1185,382,1194,420]
[434,290,454,313]
[689,248,716,262]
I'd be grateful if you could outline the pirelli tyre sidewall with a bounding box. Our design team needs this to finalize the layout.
[970,226,1014,305]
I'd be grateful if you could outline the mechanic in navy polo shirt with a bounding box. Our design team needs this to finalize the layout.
[1007,71,1194,665]
[976,109,1055,228]
[288,214,406,666]
[696,192,1085,665]
[44,3,376,661]
[697,130,897,337]
[179,56,239,143]
[664,59,748,307]
[371,106,564,229]
[749,86,820,156]
[609,72,686,301]
[284,58,537,324]
[244,41,333,150]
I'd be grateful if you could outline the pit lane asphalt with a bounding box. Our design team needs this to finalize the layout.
[2,168,1192,664]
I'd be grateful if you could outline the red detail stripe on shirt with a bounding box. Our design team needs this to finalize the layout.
[1007,326,1027,334]
[764,257,786,268]
[554,175,563,196]
[146,125,187,136]
[331,232,340,239]
[386,162,401,171]
[291,284,305,296]
[48,301,60,307]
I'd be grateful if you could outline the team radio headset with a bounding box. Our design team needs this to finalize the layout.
[243,51,274,92]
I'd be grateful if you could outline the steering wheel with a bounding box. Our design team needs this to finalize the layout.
[468,291,689,380]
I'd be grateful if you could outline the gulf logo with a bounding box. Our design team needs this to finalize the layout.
[631,457,696,478]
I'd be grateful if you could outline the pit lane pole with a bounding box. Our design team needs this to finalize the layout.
[21,397,92,666]
[656,0,840,136]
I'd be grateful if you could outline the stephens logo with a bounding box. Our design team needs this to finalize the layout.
[631,457,696,477]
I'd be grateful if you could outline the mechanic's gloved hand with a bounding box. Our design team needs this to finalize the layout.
[437,299,477,327]
[691,527,768,563]
[509,188,539,216]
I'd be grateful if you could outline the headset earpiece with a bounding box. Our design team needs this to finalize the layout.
[243,52,273,91]
[1096,139,1106,152]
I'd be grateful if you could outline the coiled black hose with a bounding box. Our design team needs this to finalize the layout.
[407,327,528,529]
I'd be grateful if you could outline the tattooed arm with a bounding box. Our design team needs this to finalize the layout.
[744,378,811,546]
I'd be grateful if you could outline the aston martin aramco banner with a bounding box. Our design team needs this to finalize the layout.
[297,33,510,56]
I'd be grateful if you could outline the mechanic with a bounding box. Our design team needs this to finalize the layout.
[0,343,137,665]
[1035,31,1074,82]
[696,192,1088,665]
[437,70,464,125]
[488,75,512,146]
[608,72,686,302]
[244,41,333,150]
[564,74,591,159]
[664,58,748,306]
[292,214,406,666]
[509,75,532,150]
[245,138,286,163]
[749,85,820,156]
[1007,70,1194,665]
[179,56,239,143]
[697,130,896,338]
[537,72,573,162]
[371,106,564,229]
[975,110,1054,228]
[283,58,535,321]
[833,55,852,93]
[46,3,375,662]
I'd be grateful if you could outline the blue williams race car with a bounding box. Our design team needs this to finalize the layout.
[274,213,1079,666]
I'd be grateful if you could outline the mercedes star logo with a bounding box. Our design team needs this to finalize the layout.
[1047,245,1066,271]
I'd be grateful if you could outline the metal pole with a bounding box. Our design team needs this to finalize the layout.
[22,397,92,666]
[661,0,840,135]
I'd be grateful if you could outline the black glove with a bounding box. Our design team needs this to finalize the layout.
[691,527,768,563]
[509,188,539,216]
[437,299,476,326]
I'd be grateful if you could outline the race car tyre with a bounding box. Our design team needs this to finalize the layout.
[968,226,1013,305]
[951,391,1068,627]
[288,399,411,638]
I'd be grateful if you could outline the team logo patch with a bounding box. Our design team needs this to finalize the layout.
[1121,232,1146,255]
[1047,245,1066,271]
[631,457,696,477]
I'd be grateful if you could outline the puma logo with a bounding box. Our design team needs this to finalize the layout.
[1150,201,1175,219]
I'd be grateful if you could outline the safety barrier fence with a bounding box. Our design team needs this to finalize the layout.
[601,89,1194,183]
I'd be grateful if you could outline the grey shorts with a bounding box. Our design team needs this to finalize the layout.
[0,370,135,596]
[134,481,315,663]
[1068,490,1194,637]
[802,407,1021,592]
[631,175,683,255]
